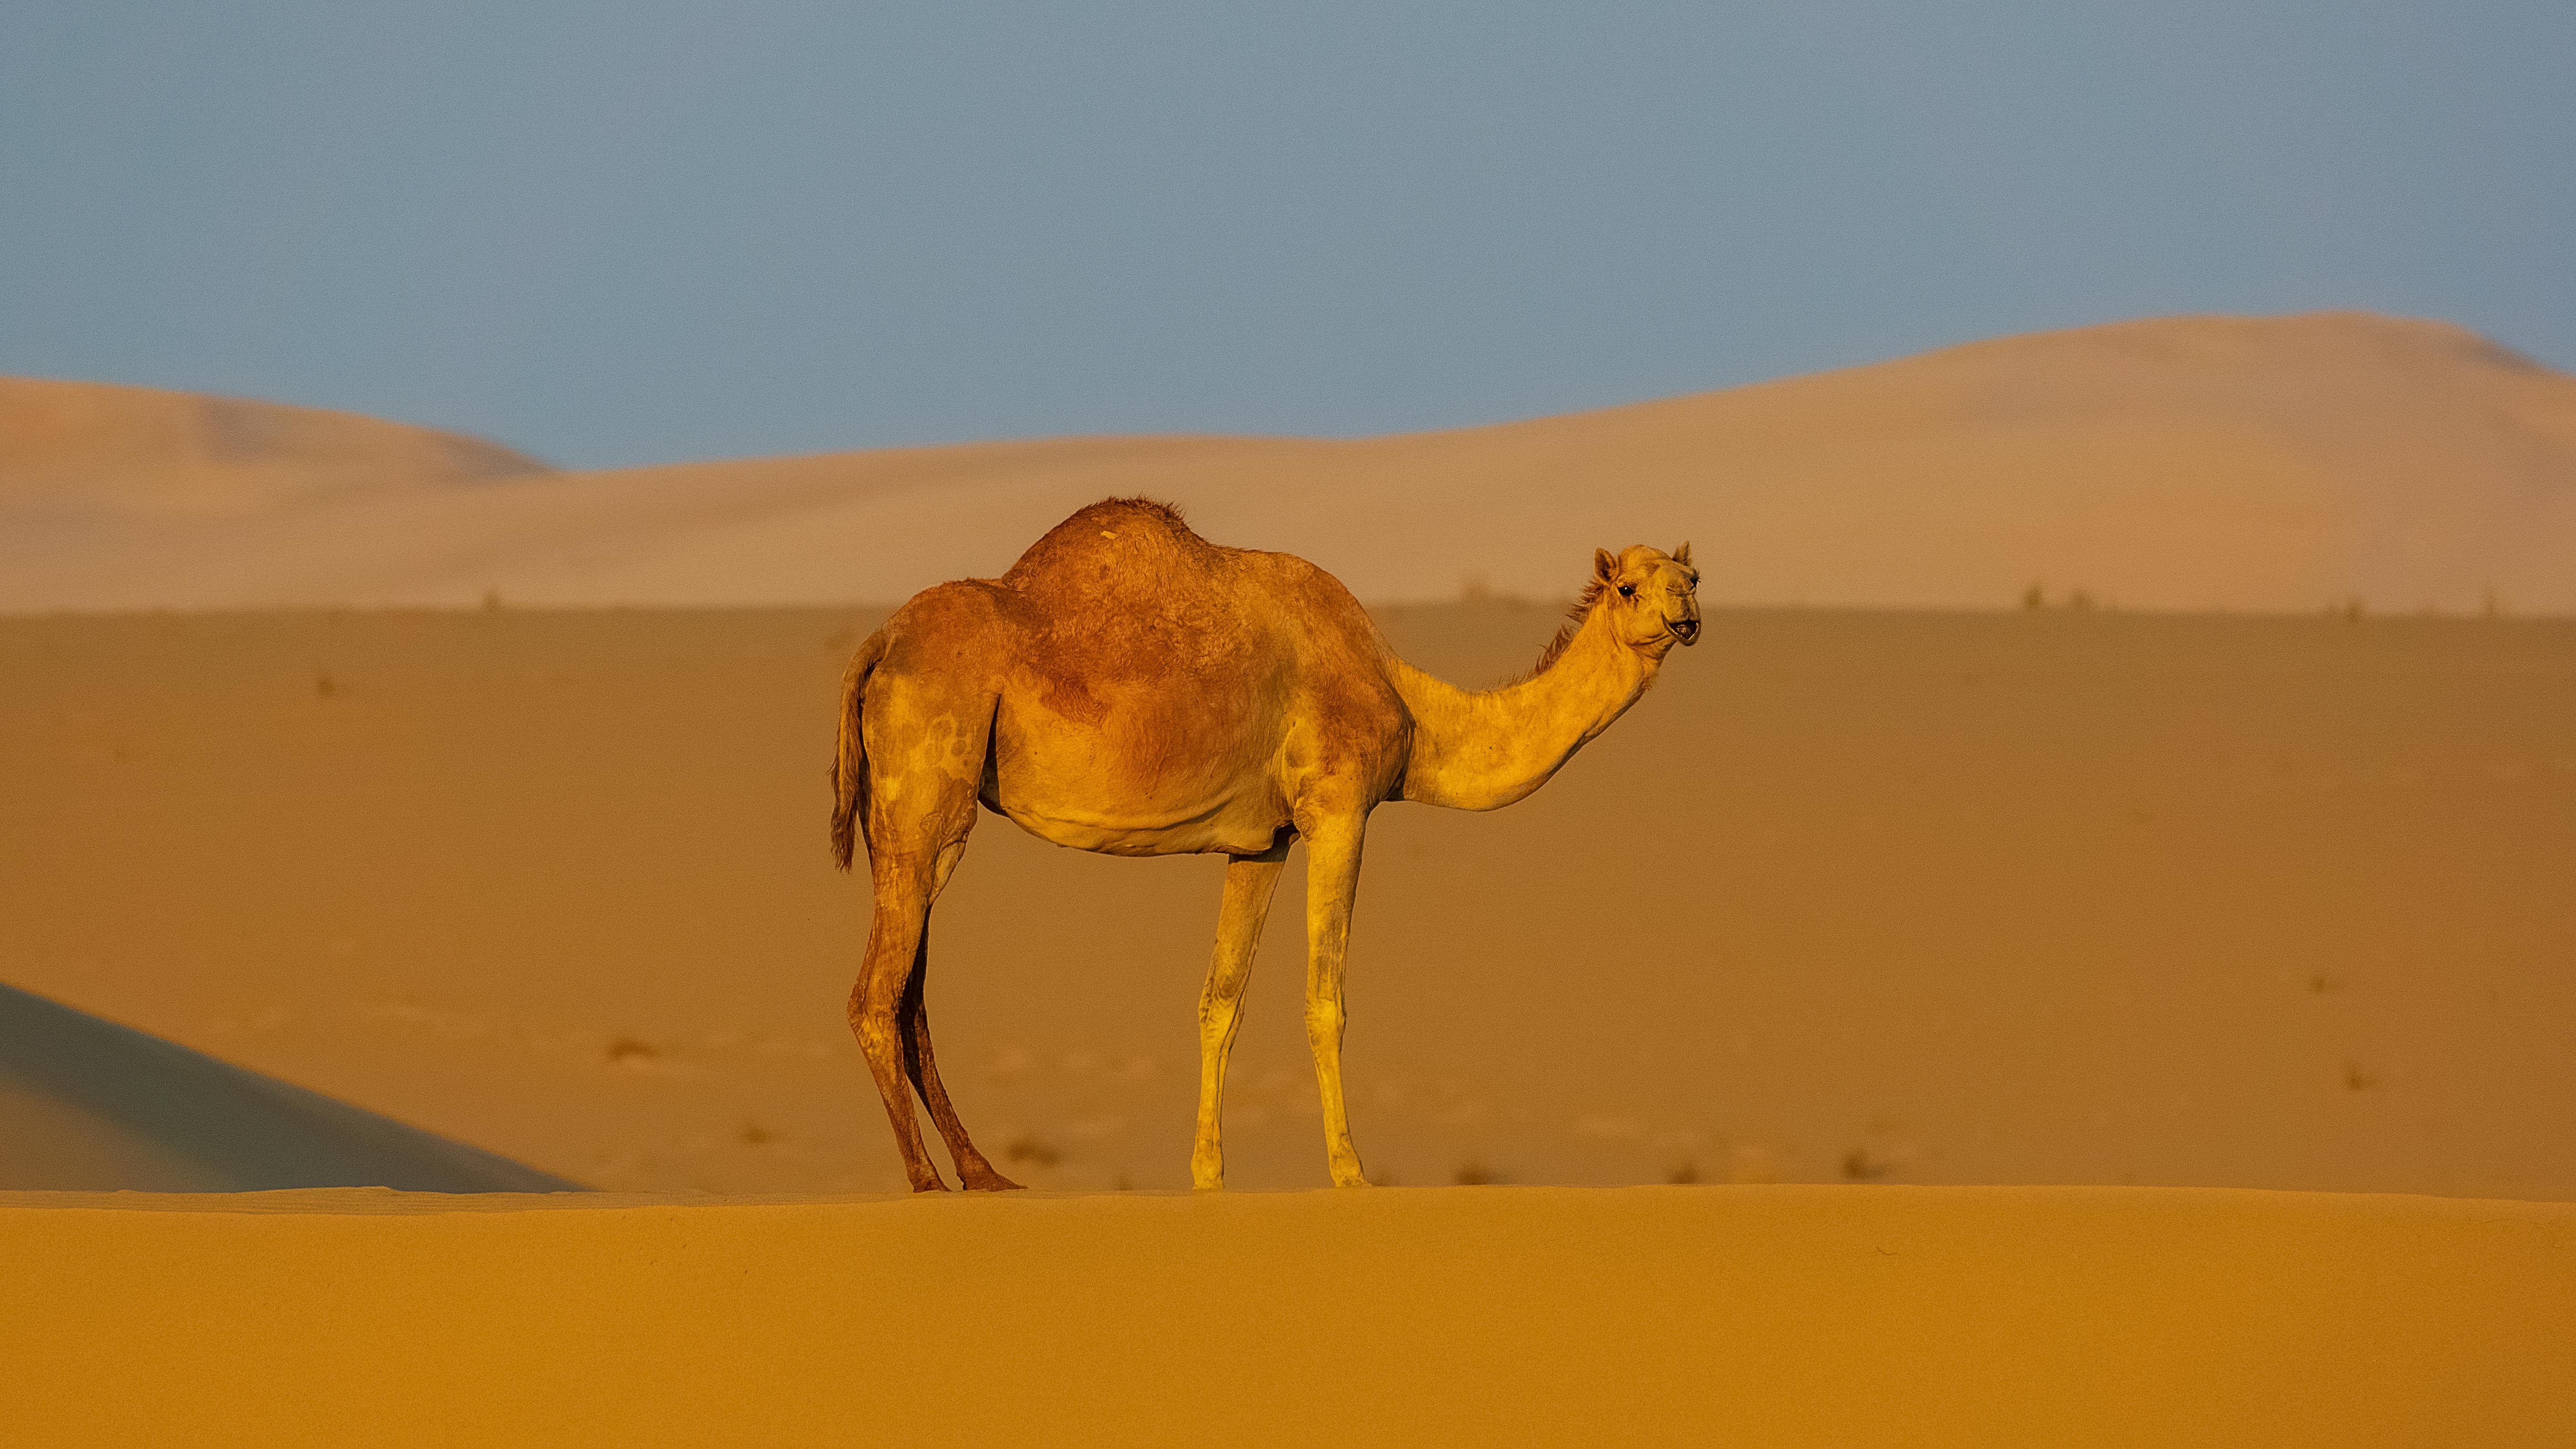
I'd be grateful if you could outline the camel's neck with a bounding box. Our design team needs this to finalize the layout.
[1386,606,1657,811]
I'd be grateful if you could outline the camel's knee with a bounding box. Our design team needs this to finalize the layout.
[1302,1002,1344,1047]
[845,980,892,1031]
[850,1000,906,1063]
[1198,992,1243,1034]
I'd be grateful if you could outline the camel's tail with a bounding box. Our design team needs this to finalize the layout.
[830,629,889,871]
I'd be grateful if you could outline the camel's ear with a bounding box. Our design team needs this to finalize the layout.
[1593,548,1618,583]
[1673,541,1693,567]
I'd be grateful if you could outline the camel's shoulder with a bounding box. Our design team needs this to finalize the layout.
[1228,547,1375,633]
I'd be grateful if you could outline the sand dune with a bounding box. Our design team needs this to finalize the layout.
[6,312,2572,614]
[0,376,548,523]
[3,1185,2568,1446]
[5,605,2567,1198]
[0,981,576,1192]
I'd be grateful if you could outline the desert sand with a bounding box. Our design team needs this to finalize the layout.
[5,603,2567,1200]
[3,1185,2569,1446]
[5,311,2573,616]
[7,314,2573,1443]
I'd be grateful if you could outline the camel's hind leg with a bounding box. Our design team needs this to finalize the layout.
[852,844,955,1192]
[848,665,997,1193]
[899,847,1021,1191]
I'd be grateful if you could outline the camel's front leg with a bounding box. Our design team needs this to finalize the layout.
[1301,822,1369,1187]
[1193,841,1290,1191]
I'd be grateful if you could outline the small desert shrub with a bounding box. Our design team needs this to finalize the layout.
[1841,1148,1891,1181]
[1004,1134,1061,1168]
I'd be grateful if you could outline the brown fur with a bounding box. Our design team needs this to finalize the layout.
[828,498,1699,1191]
[828,630,885,871]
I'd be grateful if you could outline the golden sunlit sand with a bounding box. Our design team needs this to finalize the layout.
[5,313,2572,1444]
[4,1185,2568,1446]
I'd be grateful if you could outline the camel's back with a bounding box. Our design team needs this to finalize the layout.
[1020,497,1389,730]
[912,498,1409,852]
[1001,497,1230,612]
[997,496,1375,643]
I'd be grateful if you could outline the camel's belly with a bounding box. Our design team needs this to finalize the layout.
[986,681,1289,856]
[985,789,1283,857]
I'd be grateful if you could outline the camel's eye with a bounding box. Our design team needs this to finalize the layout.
[1617,583,1635,598]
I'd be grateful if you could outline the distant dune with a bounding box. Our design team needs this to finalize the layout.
[0,376,548,523]
[5,312,2572,613]
[0,981,577,1192]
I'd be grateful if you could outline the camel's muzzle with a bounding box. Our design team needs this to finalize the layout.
[1667,617,1700,646]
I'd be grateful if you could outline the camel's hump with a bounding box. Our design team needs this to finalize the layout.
[1001,497,1222,586]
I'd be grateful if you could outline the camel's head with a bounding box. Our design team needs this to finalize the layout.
[1591,542,1701,657]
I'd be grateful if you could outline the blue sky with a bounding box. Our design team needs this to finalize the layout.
[3,2,2569,467]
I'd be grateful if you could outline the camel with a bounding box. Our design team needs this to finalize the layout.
[831,498,1700,1191]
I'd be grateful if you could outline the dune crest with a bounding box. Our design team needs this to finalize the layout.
[0,376,548,523]
[3,310,2571,613]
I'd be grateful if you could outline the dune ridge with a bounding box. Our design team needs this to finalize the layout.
[0,981,579,1192]
[0,376,548,523]
[2,1184,2568,1446]
[5,311,2571,614]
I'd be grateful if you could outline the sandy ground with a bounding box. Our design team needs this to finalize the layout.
[7,342,2573,1443]
[5,603,2569,1198]
[3,1185,2568,1447]
[8,311,2574,615]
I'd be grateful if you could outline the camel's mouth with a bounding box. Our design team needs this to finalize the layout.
[1666,618,1701,646]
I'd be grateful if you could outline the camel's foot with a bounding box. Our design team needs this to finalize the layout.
[906,1171,952,1193]
[957,1165,1025,1192]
